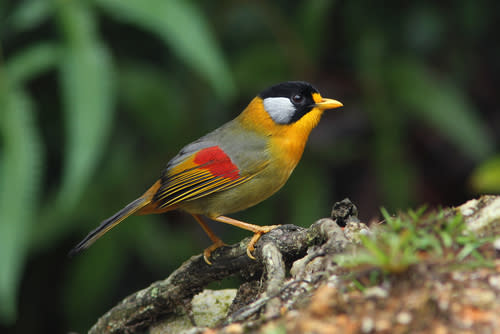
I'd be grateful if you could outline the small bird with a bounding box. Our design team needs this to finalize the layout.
[69,81,342,264]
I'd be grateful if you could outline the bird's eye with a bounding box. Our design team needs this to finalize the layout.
[291,94,304,104]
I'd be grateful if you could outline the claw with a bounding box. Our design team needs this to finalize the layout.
[205,215,281,262]
[203,251,213,265]
[203,240,227,265]
[245,225,280,260]
[246,247,256,260]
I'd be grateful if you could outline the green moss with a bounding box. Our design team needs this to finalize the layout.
[150,287,159,298]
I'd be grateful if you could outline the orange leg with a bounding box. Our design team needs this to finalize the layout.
[210,215,279,260]
[191,214,227,265]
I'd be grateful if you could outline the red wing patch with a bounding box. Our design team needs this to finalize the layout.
[193,146,240,180]
[154,145,256,209]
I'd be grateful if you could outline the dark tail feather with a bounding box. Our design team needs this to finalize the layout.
[68,197,148,257]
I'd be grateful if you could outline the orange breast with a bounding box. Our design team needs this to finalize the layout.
[236,97,324,174]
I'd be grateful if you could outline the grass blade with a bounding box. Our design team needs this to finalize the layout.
[0,83,42,323]
[97,0,234,99]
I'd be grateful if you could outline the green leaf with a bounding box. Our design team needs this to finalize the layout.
[439,231,453,248]
[457,242,479,261]
[56,0,114,211]
[33,0,114,249]
[5,42,59,84]
[0,83,43,323]
[389,59,493,160]
[5,0,53,34]
[96,0,234,99]
[360,235,389,265]
[470,155,500,193]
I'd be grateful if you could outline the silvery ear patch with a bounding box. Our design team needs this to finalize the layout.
[263,97,296,124]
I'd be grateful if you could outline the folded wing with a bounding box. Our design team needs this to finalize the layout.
[154,146,265,208]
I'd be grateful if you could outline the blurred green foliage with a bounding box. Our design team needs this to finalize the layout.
[0,0,498,332]
[470,155,500,193]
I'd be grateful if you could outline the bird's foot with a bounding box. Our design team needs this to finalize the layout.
[203,239,228,265]
[246,225,280,259]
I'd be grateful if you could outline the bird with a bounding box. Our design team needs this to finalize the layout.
[68,81,343,264]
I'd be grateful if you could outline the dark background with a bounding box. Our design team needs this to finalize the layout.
[1,0,499,333]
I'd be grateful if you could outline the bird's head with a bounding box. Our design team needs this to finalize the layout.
[259,81,342,125]
[239,81,342,136]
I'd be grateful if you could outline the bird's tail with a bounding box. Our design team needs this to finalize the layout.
[68,197,149,257]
